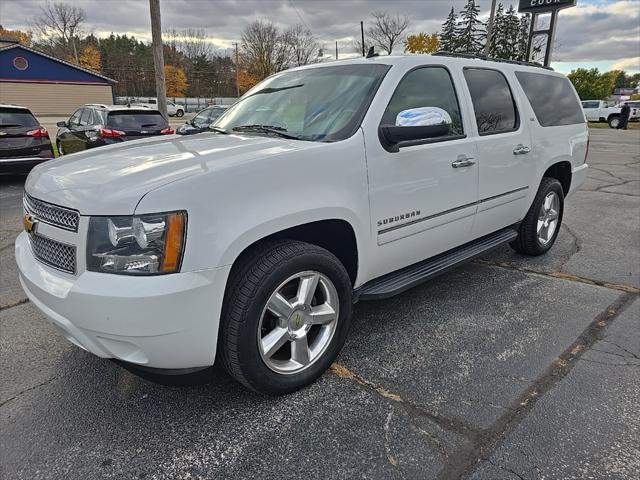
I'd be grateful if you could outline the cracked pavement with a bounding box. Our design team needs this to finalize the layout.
[1,128,639,479]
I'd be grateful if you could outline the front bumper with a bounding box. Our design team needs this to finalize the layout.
[15,232,230,369]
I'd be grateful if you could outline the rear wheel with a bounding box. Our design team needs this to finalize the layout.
[608,115,620,128]
[176,109,184,117]
[510,177,564,256]
[219,240,352,395]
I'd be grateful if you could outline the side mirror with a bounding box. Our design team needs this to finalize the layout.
[56,121,67,127]
[379,107,452,152]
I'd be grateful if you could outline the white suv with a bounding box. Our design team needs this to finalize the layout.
[16,54,588,395]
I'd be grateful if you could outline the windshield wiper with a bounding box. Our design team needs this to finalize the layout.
[0,124,23,128]
[232,125,301,140]
[141,123,159,128]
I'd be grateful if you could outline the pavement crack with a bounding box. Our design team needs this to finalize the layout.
[0,375,59,408]
[474,260,640,294]
[488,459,526,480]
[599,339,640,360]
[436,292,637,480]
[384,409,400,469]
[330,363,481,441]
[0,298,29,311]
[579,358,640,368]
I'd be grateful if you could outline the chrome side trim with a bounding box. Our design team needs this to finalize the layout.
[377,186,529,235]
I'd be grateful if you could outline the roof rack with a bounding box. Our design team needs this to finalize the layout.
[432,51,554,71]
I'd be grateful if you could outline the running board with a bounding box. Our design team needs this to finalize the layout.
[358,227,518,301]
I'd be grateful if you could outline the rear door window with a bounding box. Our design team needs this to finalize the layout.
[0,108,38,127]
[582,101,600,109]
[107,111,168,130]
[515,71,586,127]
[463,68,519,135]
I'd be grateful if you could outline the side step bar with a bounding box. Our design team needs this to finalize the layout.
[357,227,518,301]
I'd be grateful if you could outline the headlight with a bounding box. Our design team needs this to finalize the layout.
[87,211,186,275]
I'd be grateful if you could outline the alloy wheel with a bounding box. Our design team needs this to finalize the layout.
[537,191,560,245]
[257,271,339,375]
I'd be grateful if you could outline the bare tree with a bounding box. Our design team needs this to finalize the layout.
[367,11,410,55]
[284,25,319,67]
[164,28,215,61]
[32,1,86,62]
[241,20,291,80]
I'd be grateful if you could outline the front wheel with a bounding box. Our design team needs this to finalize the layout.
[510,177,564,256]
[176,109,184,117]
[608,115,620,128]
[56,141,64,156]
[219,240,352,395]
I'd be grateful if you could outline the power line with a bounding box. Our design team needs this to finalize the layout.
[288,0,312,32]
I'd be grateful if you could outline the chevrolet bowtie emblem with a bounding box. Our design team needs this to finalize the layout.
[23,214,37,234]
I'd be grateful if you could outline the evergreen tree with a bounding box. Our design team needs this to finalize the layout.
[440,7,459,52]
[504,5,520,60]
[457,0,485,54]
[489,4,505,57]
[516,15,531,61]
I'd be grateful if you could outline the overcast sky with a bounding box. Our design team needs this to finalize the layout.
[0,0,638,73]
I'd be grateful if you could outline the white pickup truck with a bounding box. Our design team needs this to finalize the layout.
[17,54,588,395]
[581,99,637,128]
[134,98,185,117]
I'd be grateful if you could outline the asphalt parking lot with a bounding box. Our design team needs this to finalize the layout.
[1,128,638,479]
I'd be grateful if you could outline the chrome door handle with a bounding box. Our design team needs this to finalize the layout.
[513,144,531,155]
[451,156,476,168]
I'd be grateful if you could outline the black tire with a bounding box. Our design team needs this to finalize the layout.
[608,115,620,128]
[56,141,64,156]
[510,177,564,256]
[176,109,184,117]
[218,240,352,395]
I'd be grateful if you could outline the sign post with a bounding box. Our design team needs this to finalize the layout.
[518,0,577,67]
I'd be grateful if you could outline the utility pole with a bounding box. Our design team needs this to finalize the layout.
[360,21,365,56]
[335,41,338,61]
[149,0,167,119]
[484,0,497,56]
[234,42,240,98]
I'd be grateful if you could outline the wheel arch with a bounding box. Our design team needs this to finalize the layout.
[543,160,572,196]
[224,216,361,287]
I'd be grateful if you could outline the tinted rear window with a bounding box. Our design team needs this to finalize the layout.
[0,108,38,128]
[515,72,585,127]
[107,111,167,130]
[463,68,518,135]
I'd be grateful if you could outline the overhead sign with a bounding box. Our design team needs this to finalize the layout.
[518,0,577,13]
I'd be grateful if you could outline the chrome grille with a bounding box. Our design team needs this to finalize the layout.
[24,193,79,232]
[29,233,76,274]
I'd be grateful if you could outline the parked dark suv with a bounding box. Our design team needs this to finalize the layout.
[0,104,54,173]
[55,104,174,155]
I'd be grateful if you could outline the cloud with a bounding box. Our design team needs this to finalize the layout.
[1,0,638,69]
[612,56,640,72]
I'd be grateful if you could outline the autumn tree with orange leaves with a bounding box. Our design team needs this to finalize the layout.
[164,64,188,97]
[404,33,440,54]
[0,28,32,46]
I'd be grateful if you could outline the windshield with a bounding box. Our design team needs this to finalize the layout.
[214,64,389,142]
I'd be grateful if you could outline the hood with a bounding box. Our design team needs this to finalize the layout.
[26,133,317,215]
